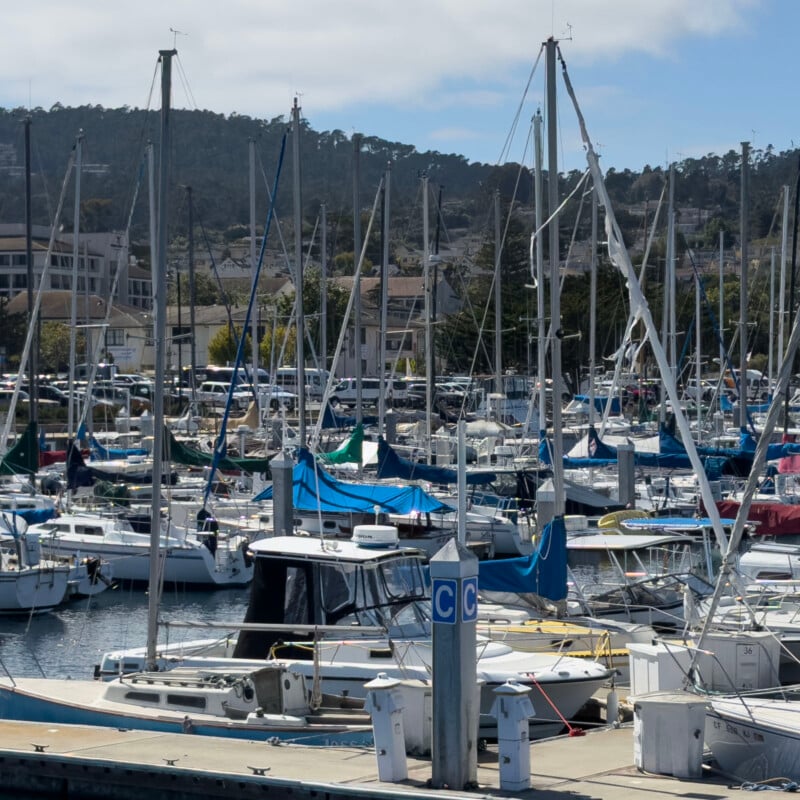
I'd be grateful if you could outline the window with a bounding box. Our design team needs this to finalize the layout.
[123,691,160,704]
[12,275,26,289]
[107,329,125,347]
[11,254,26,267]
[166,694,206,710]
[0,255,9,266]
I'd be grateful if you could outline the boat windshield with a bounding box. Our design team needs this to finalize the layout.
[328,556,430,636]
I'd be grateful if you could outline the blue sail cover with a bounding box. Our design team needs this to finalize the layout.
[90,437,148,460]
[253,448,454,515]
[477,516,567,601]
[376,437,495,485]
[320,403,378,430]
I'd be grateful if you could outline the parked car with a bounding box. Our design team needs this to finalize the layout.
[197,381,251,412]
[329,377,407,407]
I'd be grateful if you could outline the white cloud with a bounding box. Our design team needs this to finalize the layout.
[0,0,767,167]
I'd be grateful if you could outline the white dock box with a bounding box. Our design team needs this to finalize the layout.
[632,690,707,778]
[693,630,780,692]
[628,641,693,696]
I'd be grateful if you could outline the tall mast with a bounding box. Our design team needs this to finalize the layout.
[423,173,433,460]
[545,36,564,518]
[739,141,749,427]
[534,111,546,436]
[378,163,391,434]
[67,131,83,440]
[352,134,363,423]
[320,202,327,375]
[249,138,259,399]
[588,183,597,427]
[779,185,790,364]
[146,48,176,670]
[493,189,502,399]
[187,186,196,403]
[24,116,37,421]
[292,99,306,444]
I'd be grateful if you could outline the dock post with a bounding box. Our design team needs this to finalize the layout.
[490,679,534,791]
[270,449,294,535]
[429,538,479,790]
[617,443,635,508]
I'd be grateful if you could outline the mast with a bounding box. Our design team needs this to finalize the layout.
[423,173,433,459]
[589,183,597,427]
[292,99,306,445]
[695,256,702,439]
[378,163,391,434]
[24,117,37,422]
[67,132,83,440]
[534,112,546,437]
[249,139,259,400]
[659,165,674,426]
[320,202,327,376]
[187,186,197,403]
[719,231,724,393]
[768,247,775,389]
[739,141,749,426]
[493,189,502,402]
[779,185,790,362]
[545,36,564,518]
[352,134,363,424]
[146,48,176,671]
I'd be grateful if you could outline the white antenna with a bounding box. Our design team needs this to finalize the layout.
[169,27,188,48]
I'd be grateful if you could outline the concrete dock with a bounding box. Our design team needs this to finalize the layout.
[0,718,740,800]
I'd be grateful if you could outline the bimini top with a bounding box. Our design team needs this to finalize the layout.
[248,535,426,564]
[566,533,694,551]
[620,517,738,532]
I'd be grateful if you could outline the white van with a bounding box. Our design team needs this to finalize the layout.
[330,377,408,407]
[273,367,332,400]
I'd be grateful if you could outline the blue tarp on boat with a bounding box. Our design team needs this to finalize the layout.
[252,447,454,515]
[320,403,378,430]
[572,394,621,415]
[478,516,567,601]
[90,437,148,460]
[376,437,496,485]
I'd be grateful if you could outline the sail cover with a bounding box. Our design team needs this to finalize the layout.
[253,447,454,515]
[478,516,567,601]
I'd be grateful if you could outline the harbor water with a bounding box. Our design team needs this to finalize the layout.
[0,586,250,681]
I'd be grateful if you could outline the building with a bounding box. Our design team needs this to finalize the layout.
[0,225,152,310]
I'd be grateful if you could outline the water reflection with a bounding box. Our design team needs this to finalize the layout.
[0,585,250,680]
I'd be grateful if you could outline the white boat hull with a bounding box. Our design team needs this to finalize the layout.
[706,696,800,782]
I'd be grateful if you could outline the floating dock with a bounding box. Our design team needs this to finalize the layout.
[0,718,738,800]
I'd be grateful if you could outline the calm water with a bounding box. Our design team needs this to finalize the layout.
[0,585,251,681]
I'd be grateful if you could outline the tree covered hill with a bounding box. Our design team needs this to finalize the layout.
[0,104,798,253]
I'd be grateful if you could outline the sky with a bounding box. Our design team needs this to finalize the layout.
[2,0,797,172]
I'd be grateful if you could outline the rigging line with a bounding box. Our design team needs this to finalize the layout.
[496,44,545,166]
[311,177,385,448]
[203,131,289,510]
[463,148,540,385]
[195,207,236,340]
[255,143,292,269]
[174,53,198,110]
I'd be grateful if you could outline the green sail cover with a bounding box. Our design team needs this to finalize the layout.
[166,429,271,476]
[318,424,363,465]
[0,421,39,476]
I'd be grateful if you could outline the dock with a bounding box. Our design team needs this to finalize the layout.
[0,718,738,800]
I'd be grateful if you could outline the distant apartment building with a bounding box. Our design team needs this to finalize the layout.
[0,225,152,310]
